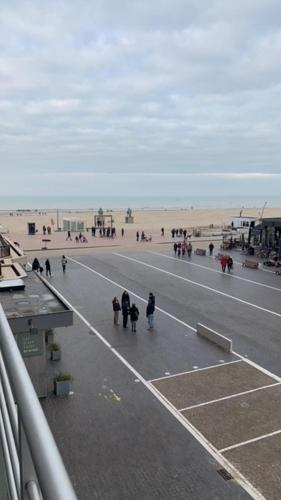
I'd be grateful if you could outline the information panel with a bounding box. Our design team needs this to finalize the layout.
[17,328,44,358]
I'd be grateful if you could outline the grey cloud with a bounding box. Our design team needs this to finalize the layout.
[1,0,281,180]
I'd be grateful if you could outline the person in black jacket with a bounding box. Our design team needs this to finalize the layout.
[45,258,51,277]
[129,304,139,332]
[112,297,121,325]
[121,291,130,308]
[146,292,155,329]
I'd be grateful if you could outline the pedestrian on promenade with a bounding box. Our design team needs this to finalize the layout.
[121,291,130,328]
[32,257,40,271]
[45,258,51,277]
[136,231,139,242]
[187,242,192,257]
[61,255,67,273]
[112,297,121,325]
[66,231,72,241]
[161,227,164,236]
[43,225,46,235]
[181,242,186,257]
[173,242,177,255]
[227,256,233,273]
[220,254,228,272]
[146,292,155,330]
[209,242,214,256]
[121,228,124,238]
[129,303,139,332]
[177,242,181,257]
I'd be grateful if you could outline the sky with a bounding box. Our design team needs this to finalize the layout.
[1,0,281,202]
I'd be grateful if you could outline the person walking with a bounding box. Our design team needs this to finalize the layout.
[146,292,155,330]
[45,258,51,277]
[129,303,139,332]
[66,231,72,241]
[227,256,233,273]
[187,242,192,257]
[161,227,164,237]
[220,254,228,272]
[121,228,124,238]
[32,257,40,271]
[173,242,177,255]
[61,255,67,273]
[209,242,214,256]
[112,297,121,325]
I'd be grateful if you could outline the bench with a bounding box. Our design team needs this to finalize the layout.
[41,239,51,250]
[242,259,259,269]
[195,248,206,256]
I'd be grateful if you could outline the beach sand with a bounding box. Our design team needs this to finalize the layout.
[1,207,280,255]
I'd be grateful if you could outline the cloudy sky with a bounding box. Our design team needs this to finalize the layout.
[1,0,281,203]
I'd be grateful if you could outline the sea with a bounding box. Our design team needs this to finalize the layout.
[0,194,280,211]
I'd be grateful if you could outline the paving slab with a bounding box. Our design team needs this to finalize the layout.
[42,317,251,500]
[182,384,281,450]
[152,361,276,409]
[223,433,281,500]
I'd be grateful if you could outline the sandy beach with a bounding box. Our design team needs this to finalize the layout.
[1,206,280,254]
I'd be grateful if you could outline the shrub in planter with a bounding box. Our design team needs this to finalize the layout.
[50,343,61,361]
[54,372,73,396]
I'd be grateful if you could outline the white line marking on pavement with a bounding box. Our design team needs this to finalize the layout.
[149,251,281,292]
[219,429,281,454]
[149,359,242,383]
[68,255,281,385]
[179,382,281,412]
[67,256,197,332]
[113,252,281,319]
[37,274,265,500]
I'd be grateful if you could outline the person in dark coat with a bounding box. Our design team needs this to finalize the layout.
[121,291,130,308]
[136,231,139,241]
[227,256,233,273]
[146,292,155,329]
[173,242,177,255]
[112,297,121,325]
[32,258,40,271]
[209,242,214,256]
[129,303,139,332]
[45,258,51,277]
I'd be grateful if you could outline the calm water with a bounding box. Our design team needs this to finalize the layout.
[0,194,280,211]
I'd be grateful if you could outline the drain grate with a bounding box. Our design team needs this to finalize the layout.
[217,468,233,481]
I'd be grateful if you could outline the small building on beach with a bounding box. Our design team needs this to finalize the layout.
[63,218,85,232]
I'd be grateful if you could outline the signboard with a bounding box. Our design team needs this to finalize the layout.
[17,328,44,358]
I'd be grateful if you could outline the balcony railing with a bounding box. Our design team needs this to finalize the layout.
[0,304,77,500]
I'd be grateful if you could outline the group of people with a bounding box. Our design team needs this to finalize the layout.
[66,231,88,243]
[136,231,152,242]
[32,257,51,276]
[173,241,193,257]
[220,254,233,273]
[171,228,189,238]
[112,291,155,332]
[32,255,68,276]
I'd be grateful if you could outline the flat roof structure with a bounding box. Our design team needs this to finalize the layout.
[0,270,73,334]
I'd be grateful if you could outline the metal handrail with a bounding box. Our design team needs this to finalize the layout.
[0,304,77,500]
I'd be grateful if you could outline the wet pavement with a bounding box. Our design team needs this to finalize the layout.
[40,247,281,499]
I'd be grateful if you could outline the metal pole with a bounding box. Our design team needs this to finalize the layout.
[0,305,77,500]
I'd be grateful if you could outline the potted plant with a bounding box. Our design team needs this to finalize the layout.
[45,328,54,344]
[49,342,61,361]
[54,372,73,396]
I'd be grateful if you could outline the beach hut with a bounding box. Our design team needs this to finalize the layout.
[63,218,84,232]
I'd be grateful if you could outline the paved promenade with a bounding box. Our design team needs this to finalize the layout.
[40,247,281,499]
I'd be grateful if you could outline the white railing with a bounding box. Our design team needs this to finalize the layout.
[0,304,77,500]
